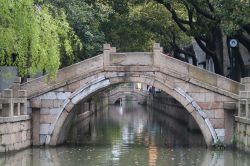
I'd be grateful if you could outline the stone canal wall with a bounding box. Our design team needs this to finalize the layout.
[0,79,31,152]
[0,116,31,152]
[30,89,109,146]
[235,78,250,152]
[147,92,200,131]
[235,117,250,152]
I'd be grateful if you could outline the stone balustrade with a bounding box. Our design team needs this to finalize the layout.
[0,77,30,152]
[235,77,250,152]
[0,78,27,118]
[238,92,250,119]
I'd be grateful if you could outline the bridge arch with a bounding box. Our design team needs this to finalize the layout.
[22,44,239,148]
[109,92,145,104]
[49,71,217,147]
[107,86,147,104]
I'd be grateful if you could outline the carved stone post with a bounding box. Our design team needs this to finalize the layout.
[2,89,13,117]
[18,90,27,115]
[153,43,163,67]
[103,44,116,67]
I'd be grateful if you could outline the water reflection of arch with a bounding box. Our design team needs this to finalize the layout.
[106,84,148,104]
[148,110,206,147]
[108,91,147,104]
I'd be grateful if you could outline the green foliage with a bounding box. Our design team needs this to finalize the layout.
[102,0,191,52]
[213,0,250,35]
[0,0,82,77]
[214,139,225,150]
[48,0,112,59]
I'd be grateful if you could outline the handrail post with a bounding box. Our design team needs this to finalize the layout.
[153,43,163,67]
[103,44,116,67]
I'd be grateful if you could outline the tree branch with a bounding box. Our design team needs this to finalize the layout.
[195,37,215,57]
[155,0,189,32]
[187,0,216,20]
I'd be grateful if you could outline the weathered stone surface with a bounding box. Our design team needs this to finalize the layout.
[0,119,31,152]
[210,118,225,128]
[41,99,54,108]
[30,99,41,108]
[14,44,241,148]
[214,109,225,119]
[53,99,64,108]
[40,108,61,115]
[40,114,56,124]
[40,124,51,135]
[203,110,215,118]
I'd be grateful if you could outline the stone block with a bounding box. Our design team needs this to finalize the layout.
[39,92,57,100]
[40,108,61,115]
[18,90,27,98]
[22,131,27,141]
[41,99,54,108]
[26,130,31,140]
[247,125,250,135]
[2,134,12,145]
[214,109,225,119]
[40,135,47,145]
[3,89,13,98]
[215,129,225,137]
[65,101,74,113]
[0,145,6,153]
[40,114,56,124]
[210,118,225,128]
[217,78,231,91]
[40,124,50,135]
[223,102,237,110]
[189,93,205,102]
[203,110,215,118]
[22,121,31,130]
[56,92,71,100]
[15,132,22,143]
[68,81,80,92]
[30,99,41,108]
[189,66,217,86]
[53,99,64,108]
[198,102,223,110]
[103,43,111,50]
[205,93,215,102]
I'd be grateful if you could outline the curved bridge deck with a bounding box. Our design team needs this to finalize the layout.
[20,44,241,147]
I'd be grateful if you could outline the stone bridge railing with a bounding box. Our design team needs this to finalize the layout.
[18,43,242,148]
[235,77,250,152]
[0,77,31,152]
[0,78,28,118]
[21,43,240,100]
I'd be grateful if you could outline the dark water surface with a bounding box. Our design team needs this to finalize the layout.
[1,102,250,166]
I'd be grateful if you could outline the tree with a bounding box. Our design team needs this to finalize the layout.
[154,0,250,80]
[47,0,112,59]
[0,0,82,77]
[101,0,194,63]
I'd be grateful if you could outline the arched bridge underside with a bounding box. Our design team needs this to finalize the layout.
[21,44,240,147]
[106,86,148,104]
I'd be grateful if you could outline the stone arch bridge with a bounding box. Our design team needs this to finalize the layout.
[106,84,148,104]
[20,44,240,147]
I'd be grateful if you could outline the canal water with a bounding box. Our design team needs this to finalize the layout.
[1,102,250,166]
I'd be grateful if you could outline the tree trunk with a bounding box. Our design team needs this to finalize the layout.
[206,27,224,75]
